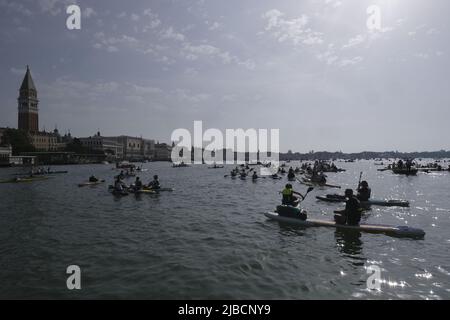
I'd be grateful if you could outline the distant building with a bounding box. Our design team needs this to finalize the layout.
[154,142,172,161]
[105,135,144,160]
[0,127,7,144]
[142,139,155,160]
[0,145,12,166]
[79,132,123,160]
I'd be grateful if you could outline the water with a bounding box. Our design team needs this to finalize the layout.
[0,160,449,299]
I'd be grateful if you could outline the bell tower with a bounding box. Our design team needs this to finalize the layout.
[18,65,39,132]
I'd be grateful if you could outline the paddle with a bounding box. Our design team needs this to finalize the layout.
[300,186,314,201]
[357,171,363,190]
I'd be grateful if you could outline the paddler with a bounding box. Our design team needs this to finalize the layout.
[133,177,143,191]
[148,175,161,190]
[252,171,258,180]
[334,189,361,226]
[89,175,99,183]
[114,176,125,192]
[281,184,304,206]
[357,181,371,201]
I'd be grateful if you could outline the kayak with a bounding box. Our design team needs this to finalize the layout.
[208,166,224,169]
[78,180,105,187]
[300,178,341,189]
[108,185,174,192]
[392,168,418,175]
[13,170,68,176]
[111,190,129,196]
[0,176,49,183]
[131,189,156,194]
[264,212,425,239]
[316,195,410,207]
[142,187,174,192]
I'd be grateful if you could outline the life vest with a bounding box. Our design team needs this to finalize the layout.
[282,188,293,196]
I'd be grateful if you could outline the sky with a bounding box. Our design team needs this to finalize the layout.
[0,0,449,153]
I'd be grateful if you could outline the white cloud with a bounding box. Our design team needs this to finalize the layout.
[0,0,33,16]
[208,21,221,31]
[342,34,365,49]
[83,7,96,19]
[10,67,25,76]
[160,27,185,42]
[338,56,363,67]
[262,9,323,46]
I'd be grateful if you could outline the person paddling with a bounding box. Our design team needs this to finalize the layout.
[252,171,258,180]
[133,177,143,191]
[357,181,371,201]
[334,189,361,226]
[148,175,161,190]
[89,175,99,183]
[114,176,125,192]
[281,183,304,206]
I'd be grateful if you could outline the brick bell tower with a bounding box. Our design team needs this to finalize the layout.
[18,65,39,132]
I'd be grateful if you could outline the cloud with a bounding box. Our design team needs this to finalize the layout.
[10,67,26,76]
[338,56,363,67]
[83,7,96,19]
[208,21,221,31]
[0,0,33,16]
[342,34,365,49]
[324,0,342,8]
[413,53,429,59]
[262,9,323,46]
[160,27,185,42]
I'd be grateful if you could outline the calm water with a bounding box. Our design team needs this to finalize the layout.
[0,160,449,299]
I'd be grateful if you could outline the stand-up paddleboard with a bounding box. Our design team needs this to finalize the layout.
[264,212,425,239]
[316,195,410,207]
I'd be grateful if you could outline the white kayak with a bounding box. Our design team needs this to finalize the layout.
[264,212,425,239]
[316,195,410,207]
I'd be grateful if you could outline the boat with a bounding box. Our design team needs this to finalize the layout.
[392,168,418,175]
[173,162,190,168]
[116,161,135,169]
[300,178,341,189]
[0,176,49,184]
[111,190,129,196]
[142,187,174,192]
[316,195,410,207]
[264,212,425,239]
[13,170,68,176]
[108,185,173,192]
[78,180,105,187]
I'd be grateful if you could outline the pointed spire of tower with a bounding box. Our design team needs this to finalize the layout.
[20,65,37,91]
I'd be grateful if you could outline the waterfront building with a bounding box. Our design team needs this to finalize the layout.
[79,132,124,160]
[142,139,155,160]
[106,135,144,161]
[154,142,172,161]
[0,145,12,166]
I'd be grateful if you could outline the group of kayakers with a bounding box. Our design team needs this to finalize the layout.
[394,159,416,171]
[113,174,161,192]
[278,179,372,227]
[302,161,342,173]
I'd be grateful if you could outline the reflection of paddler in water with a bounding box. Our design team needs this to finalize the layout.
[334,229,363,261]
